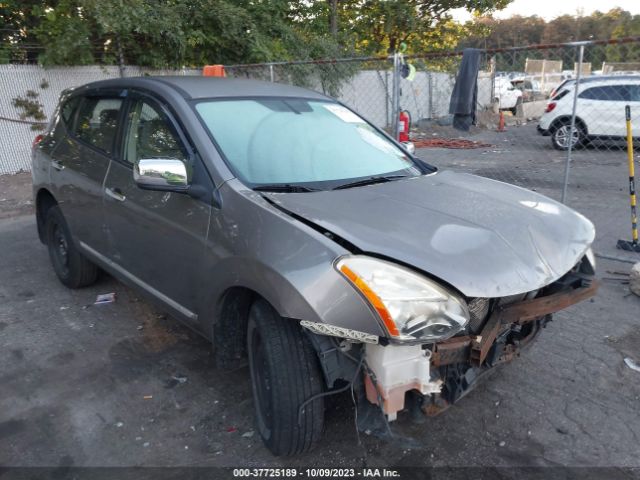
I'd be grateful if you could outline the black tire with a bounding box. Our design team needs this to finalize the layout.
[247,299,324,456]
[551,121,585,151]
[45,205,98,288]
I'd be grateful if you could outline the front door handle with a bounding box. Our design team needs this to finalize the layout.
[51,160,65,171]
[105,187,126,202]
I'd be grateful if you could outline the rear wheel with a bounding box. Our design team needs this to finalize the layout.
[247,299,324,456]
[551,121,585,151]
[45,205,98,288]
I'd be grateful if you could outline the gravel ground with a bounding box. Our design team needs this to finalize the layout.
[0,172,33,219]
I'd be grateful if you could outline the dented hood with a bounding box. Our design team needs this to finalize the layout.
[267,170,595,298]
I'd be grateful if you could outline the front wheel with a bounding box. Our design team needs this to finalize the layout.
[247,299,324,456]
[551,122,585,151]
[45,205,98,288]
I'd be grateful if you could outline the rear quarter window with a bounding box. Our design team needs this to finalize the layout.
[60,96,81,128]
[552,89,570,100]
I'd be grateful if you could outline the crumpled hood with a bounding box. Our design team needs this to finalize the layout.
[266,170,595,298]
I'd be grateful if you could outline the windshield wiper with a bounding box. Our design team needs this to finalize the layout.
[332,175,409,190]
[253,184,320,193]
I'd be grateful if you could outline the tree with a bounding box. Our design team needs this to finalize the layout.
[337,0,512,55]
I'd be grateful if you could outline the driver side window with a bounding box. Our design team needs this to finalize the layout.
[124,99,187,165]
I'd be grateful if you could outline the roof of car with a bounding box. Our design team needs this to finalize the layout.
[566,74,640,85]
[76,76,331,101]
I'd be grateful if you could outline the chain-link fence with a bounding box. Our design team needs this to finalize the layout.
[225,38,640,260]
[0,64,200,175]
[1,37,639,259]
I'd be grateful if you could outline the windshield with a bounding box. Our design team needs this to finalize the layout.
[195,98,424,189]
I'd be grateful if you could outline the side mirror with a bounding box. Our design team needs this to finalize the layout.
[402,141,416,155]
[133,158,189,191]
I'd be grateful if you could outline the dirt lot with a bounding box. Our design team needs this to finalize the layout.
[0,172,33,219]
[1,132,640,474]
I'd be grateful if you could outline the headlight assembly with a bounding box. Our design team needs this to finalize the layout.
[336,256,469,343]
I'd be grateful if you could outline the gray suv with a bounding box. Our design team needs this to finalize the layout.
[32,77,598,456]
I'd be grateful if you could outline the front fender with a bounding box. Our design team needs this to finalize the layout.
[198,180,386,339]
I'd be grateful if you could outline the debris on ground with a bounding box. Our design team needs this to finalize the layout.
[630,263,640,297]
[165,375,188,389]
[226,426,238,433]
[624,357,640,373]
[241,431,254,438]
[94,293,116,305]
[143,395,153,400]
[411,138,492,149]
[498,441,506,447]
[115,422,124,428]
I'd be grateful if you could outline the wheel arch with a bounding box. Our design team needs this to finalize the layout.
[35,188,58,244]
[549,115,588,135]
[212,285,260,369]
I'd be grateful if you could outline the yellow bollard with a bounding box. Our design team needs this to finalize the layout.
[617,104,639,252]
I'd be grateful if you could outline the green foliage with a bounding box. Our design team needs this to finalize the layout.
[33,0,95,66]
[336,0,512,55]
[12,89,47,131]
[2,0,513,68]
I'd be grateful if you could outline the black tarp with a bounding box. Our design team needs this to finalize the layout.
[449,48,482,131]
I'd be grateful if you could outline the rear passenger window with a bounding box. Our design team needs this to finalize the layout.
[579,85,630,101]
[74,97,123,155]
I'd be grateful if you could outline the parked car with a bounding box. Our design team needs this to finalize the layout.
[33,77,598,456]
[494,76,524,114]
[549,74,640,100]
[538,76,640,150]
[511,77,545,102]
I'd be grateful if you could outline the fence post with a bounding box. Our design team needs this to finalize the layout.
[269,64,274,82]
[427,71,433,119]
[116,35,126,78]
[561,43,585,204]
[391,52,400,140]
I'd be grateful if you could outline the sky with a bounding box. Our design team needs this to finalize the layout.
[452,0,640,22]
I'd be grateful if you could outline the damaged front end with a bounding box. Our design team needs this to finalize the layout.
[303,255,598,423]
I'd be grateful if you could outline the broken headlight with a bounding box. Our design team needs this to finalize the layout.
[336,256,469,343]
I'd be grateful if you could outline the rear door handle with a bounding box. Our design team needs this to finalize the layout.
[51,160,64,171]
[105,187,126,202]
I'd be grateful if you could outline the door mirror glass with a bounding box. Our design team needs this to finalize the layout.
[134,158,189,190]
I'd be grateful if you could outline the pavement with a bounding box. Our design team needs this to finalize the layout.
[1,126,640,472]
[1,194,640,469]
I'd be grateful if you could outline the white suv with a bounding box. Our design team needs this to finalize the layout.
[538,76,640,150]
